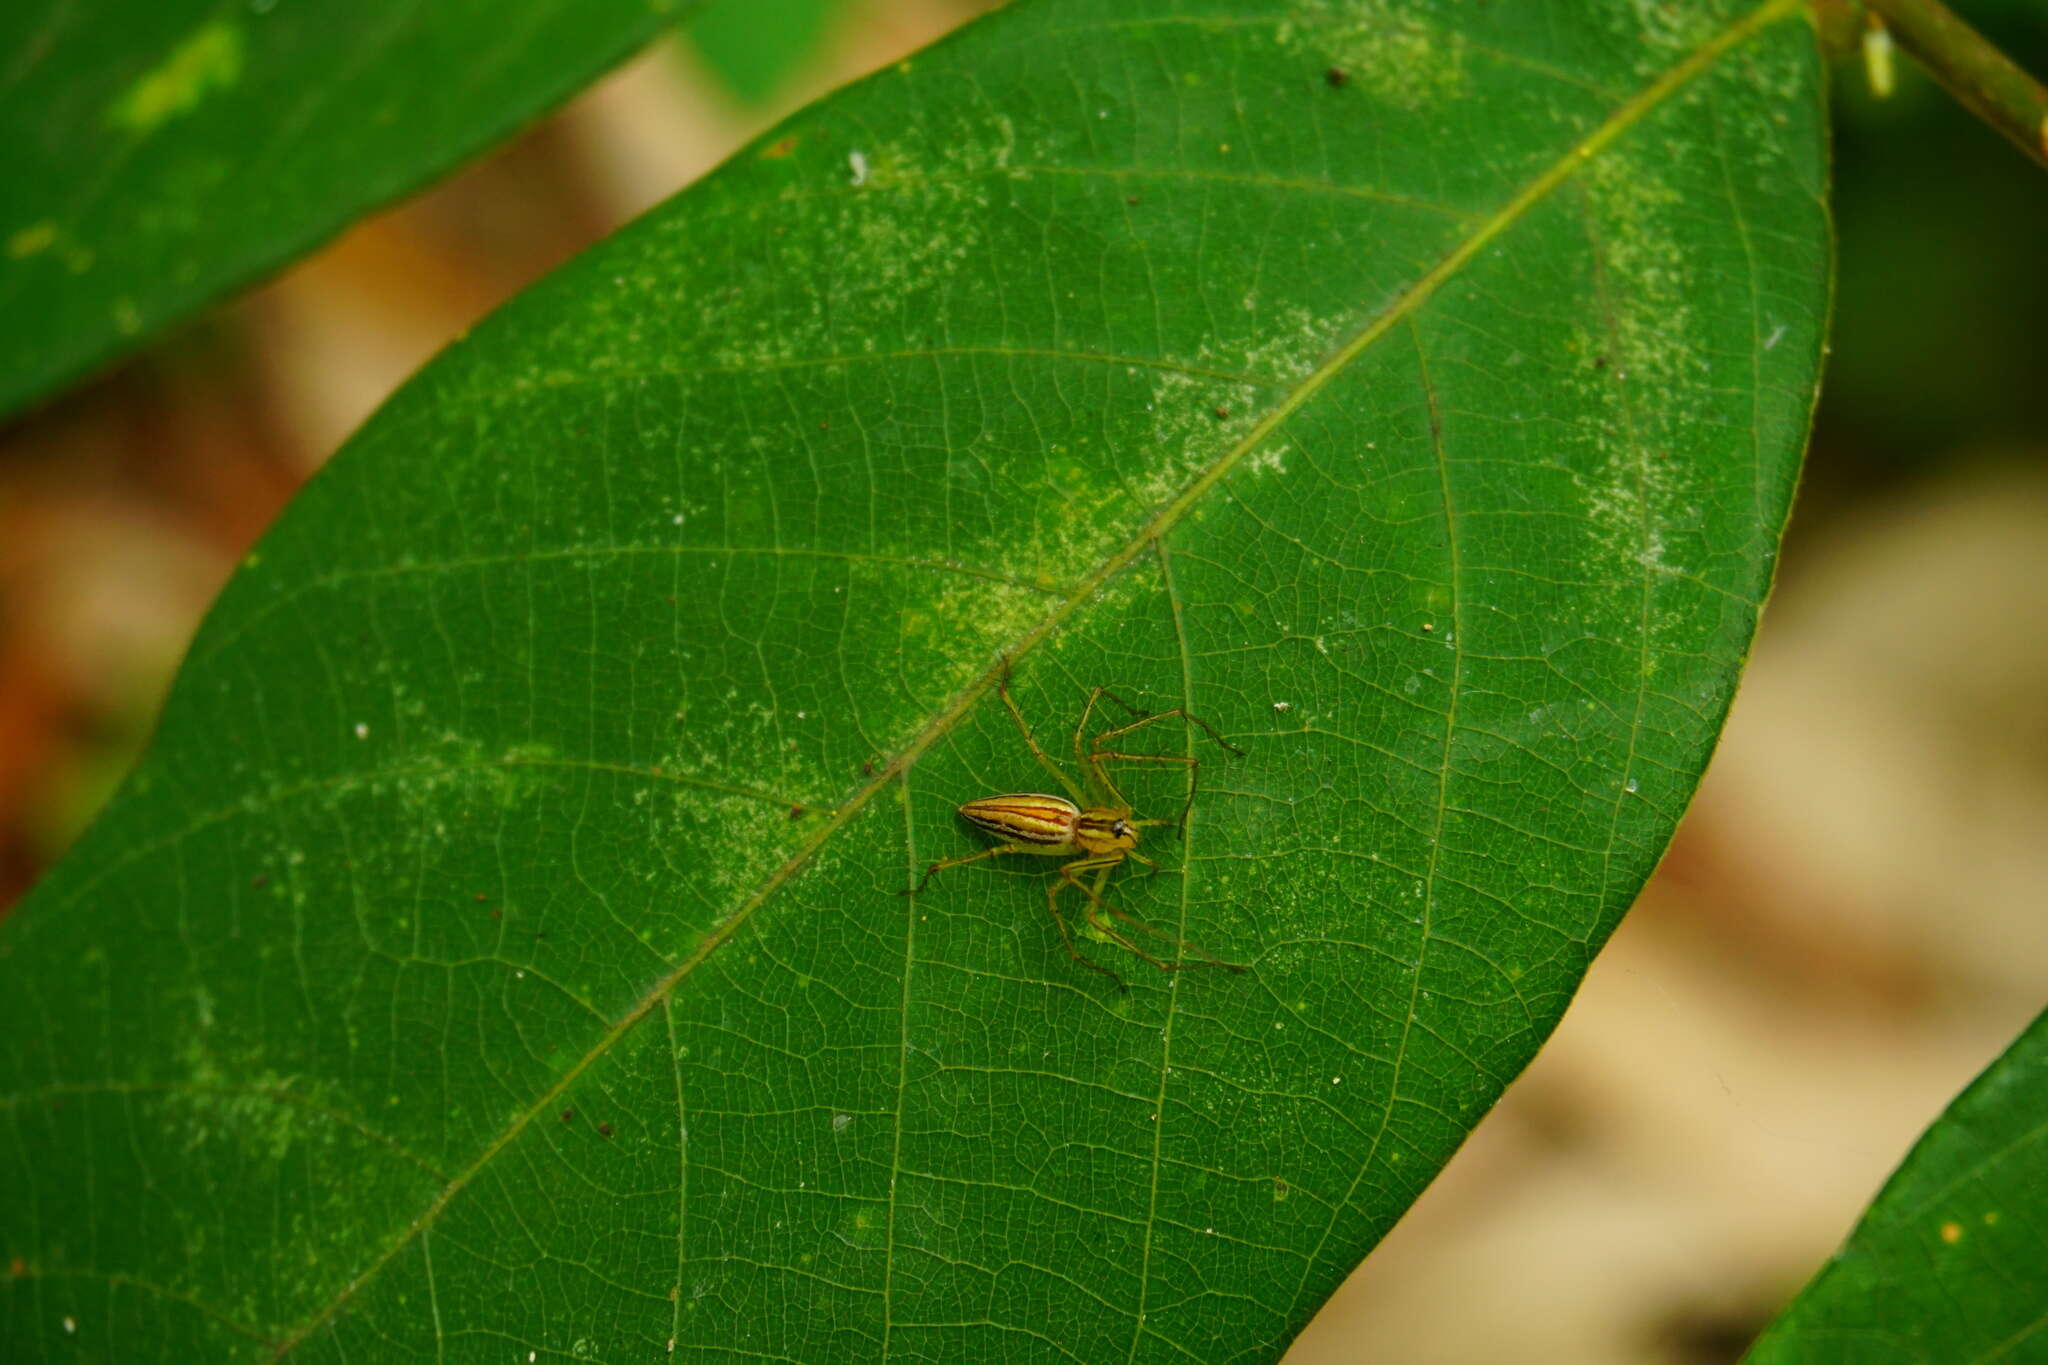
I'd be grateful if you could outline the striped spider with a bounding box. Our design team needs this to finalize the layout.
[909,665,1243,987]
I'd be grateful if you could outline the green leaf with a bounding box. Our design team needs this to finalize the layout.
[0,0,1828,1359]
[685,0,849,104]
[1747,1007,2048,1364]
[0,0,705,419]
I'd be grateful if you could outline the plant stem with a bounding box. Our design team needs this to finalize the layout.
[1861,0,2048,171]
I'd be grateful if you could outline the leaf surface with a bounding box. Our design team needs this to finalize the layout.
[0,0,703,417]
[0,1,1828,1359]
[1748,1007,2048,1364]
[685,0,848,104]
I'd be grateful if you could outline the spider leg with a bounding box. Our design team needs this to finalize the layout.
[995,659,1086,804]
[1083,703,1240,818]
[1092,704,1243,758]
[1096,902,1246,973]
[1059,858,1209,974]
[1045,855,1128,990]
[905,843,1035,895]
[1089,750,1203,827]
[1070,687,1149,805]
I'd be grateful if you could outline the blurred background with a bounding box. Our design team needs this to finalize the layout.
[2,1,2044,1360]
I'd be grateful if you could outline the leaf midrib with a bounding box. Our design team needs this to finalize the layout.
[266,2,1803,1351]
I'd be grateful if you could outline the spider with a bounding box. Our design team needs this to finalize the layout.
[907,664,1245,987]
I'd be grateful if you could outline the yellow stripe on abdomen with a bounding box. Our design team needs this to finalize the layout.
[957,793,1079,846]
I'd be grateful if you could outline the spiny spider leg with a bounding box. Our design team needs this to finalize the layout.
[993,659,1085,805]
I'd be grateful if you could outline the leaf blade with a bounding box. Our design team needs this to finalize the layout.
[0,0,706,418]
[0,1,1829,1360]
[1746,1008,2048,1365]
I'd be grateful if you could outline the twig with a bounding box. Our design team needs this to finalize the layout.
[1862,0,2048,171]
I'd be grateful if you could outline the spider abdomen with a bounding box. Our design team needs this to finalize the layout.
[958,793,1080,847]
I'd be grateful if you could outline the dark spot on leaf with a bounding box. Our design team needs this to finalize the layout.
[474,893,487,902]
[861,760,876,777]
[1593,354,1609,368]
[598,1121,614,1139]
[760,135,800,159]
[1325,67,1348,87]
[789,805,805,819]
[250,874,268,889]
[560,1108,574,1124]
[1213,406,1230,419]
[1125,195,1140,205]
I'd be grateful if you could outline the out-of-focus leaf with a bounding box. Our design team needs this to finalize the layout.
[0,0,708,419]
[1747,1008,2048,1364]
[0,0,1827,1359]
[685,0,848,104]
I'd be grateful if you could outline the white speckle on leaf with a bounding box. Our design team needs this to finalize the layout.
[1280,1,1469,109]
[103,19,246,135]
[353,722,369,739]
[63,1318,77,1334]
[1249,445,1289,476]
[847,150,869,186]
[1764,322,1787,350]
[1273,701,1292,714]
